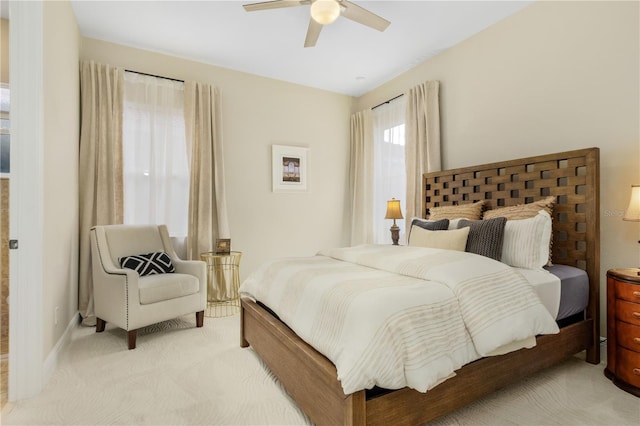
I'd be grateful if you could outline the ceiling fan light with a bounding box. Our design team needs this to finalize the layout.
[310,0,340,25]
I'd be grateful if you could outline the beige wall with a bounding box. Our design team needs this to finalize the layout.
[355,0,640,336]
[42,1,80,356]
[80,38,352,279]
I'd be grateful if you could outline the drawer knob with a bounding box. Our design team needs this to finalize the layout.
[634,291,640,298]
[634,368,640,376]
[634,312,640,319]
[635,337,640,344]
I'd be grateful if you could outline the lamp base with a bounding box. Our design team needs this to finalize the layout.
[390,224,400,246]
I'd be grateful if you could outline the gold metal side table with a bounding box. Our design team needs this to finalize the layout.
[200,251,242,317]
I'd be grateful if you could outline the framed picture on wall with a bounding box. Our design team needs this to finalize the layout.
[272,144,308,192]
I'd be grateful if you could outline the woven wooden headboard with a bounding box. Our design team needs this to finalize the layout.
[423,148,600,329]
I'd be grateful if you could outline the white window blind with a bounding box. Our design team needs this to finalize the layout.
[122,72,189,237]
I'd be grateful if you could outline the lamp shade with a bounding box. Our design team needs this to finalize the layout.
[310,0,340,25]
[623,185,640,221]
[384,198,403,220]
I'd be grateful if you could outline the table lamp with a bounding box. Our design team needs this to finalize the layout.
[623,185,640,251]
[385,198,403,245]
[623,185,640,222]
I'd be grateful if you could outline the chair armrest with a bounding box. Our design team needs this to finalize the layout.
[90,227,141,293]
[173,259,206,285]
[91,243,139,301]
[100,257,131,276]
[174,259,207,307]
[90,227,144,329]
[156,225,206,299]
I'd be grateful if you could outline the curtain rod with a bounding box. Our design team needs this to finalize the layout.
[371,93,404,110]
[125,69,184,83]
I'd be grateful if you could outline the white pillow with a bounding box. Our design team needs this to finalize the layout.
[408,226,470,251]
[501,210,552,269]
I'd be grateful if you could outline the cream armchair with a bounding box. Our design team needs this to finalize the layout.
[90,224,207,349]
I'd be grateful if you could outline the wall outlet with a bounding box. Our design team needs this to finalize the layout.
[54,306,59,325]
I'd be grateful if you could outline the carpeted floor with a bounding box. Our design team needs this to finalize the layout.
[2,314,638,425]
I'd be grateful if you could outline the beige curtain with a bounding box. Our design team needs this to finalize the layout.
[78,61,124,325]
[184,82,230,260]
[349,110,374,246]
[405,81,441,226]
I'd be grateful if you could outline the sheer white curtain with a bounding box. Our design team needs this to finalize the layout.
[372,96,407,244]
[122,72,189,237]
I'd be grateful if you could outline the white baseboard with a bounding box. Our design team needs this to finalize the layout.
[42,313,80,386]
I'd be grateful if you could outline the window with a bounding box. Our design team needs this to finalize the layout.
[122,72,189,237]
[372,97,407,244]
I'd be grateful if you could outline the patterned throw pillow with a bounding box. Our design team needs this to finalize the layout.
[428,201,485,220]
[457,217,507,261]
[119,251,176,276]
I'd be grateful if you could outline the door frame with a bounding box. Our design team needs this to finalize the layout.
[8,0,44,400]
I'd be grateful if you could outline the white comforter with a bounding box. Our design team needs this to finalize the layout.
[240,245,559,394]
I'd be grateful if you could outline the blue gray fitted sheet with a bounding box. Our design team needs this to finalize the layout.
[545,264,589,320]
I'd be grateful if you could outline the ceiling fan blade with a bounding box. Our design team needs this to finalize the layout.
[340,0,390,32]
[243,0,309,12]
[304,18,323,48]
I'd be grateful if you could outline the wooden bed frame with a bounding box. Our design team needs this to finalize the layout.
[240,148,600,426]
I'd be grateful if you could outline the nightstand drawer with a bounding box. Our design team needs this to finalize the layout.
[616,299,640,326]
[617,321,640,353]
[616,279,640,303]
[607,269,640,397]
[617,347,640,388]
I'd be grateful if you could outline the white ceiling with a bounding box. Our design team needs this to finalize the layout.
[18,1,533,97]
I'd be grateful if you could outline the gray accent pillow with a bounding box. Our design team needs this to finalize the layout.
[408,218,449,245]
[457,217,507,261]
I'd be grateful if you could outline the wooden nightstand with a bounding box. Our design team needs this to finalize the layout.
[605,268,640,397]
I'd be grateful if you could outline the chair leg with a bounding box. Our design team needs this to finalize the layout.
[96,318,106,333]
[196,310,204,327]
[128,330,137,350]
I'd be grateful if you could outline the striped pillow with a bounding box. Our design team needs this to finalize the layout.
[482,196,555,220]
[457,217,507,261]
[483,196,555,265]
[500,210,552,269]
[428,201,485,220]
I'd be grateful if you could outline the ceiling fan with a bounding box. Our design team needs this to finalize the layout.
[242,0,391,48]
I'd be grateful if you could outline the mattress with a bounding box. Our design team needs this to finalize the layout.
[516,264,589,321]
[546,264,590,320]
